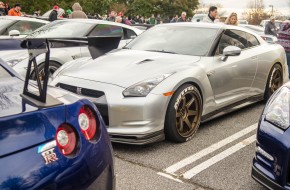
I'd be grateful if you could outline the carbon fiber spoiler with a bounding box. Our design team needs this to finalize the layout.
[20,36,121,106]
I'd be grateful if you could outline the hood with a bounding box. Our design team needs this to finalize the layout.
[58,49,201,88]
[72,3,82,11]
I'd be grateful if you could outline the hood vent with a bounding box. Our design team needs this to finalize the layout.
[136,59,154,65]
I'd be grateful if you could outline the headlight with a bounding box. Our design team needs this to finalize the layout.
[123,74,173,97]
[6,56,28,67]
[265,87,290,130]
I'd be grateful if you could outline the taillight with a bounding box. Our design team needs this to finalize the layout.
[78,105,98,140]
[56,124,78,156]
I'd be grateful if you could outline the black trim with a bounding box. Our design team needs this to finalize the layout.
[202,94,264,122]
[110,130,165,145]
[252,166,284,190]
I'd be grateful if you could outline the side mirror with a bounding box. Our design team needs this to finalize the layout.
[221,46,241,61]
[9,30,20,37]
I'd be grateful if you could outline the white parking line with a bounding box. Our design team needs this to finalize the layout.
[157,172,184,183]
[183,135,256,179]
[164,123,257,174]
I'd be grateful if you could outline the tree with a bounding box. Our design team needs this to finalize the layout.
[244,0,270,25]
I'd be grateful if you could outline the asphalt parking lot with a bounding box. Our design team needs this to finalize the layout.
[113,102,268,190]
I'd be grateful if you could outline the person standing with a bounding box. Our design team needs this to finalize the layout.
[265,17,278,37]
[277,21,290,78]
[8,3,22,16]
[33,9,41,17]
[0,1,6,16]
[149,14,156,25]
[49,6,58,21]
[170,15,179,23]
[203,6,217,23]
[156,14,162,24]
[177,12,187,22]
[225,12,238,25]
[69,2,87,19]
[107,11,116,22]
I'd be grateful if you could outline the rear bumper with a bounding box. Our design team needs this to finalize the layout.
[252,166,284,190]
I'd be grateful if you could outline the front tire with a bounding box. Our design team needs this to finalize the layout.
[165,84,202,143]
[264,64,283,101]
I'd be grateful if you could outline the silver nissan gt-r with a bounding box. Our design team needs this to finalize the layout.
[50,23,288,145]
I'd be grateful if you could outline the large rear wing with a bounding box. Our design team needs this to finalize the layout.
[20,36,121,107]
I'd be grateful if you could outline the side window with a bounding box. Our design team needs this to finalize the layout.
[217,29,248,55]
[0,66,12,78]
[89,24,123,37]
[6,21,45,35]
[247,33,260,48]
[124,28,137,39]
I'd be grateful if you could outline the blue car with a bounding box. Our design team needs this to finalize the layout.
[0,59,115,189]
[252,82,290,190]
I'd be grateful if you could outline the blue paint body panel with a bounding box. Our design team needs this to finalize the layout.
[252,83,290,190]
[0,60,114,189]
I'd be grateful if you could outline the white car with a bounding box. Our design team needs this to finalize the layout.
[0,16,48,37]
[0,19,142,78]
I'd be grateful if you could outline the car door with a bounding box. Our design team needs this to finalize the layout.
[210,29,258,107]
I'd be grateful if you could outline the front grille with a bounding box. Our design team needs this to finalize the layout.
[57,83,105,98]
[57,83,109,126]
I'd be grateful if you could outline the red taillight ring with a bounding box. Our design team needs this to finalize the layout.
[56,124,77,156]
[78,105,98,141]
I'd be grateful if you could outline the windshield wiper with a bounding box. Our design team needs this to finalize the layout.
[146,49,177,54]
[122,47,131,49]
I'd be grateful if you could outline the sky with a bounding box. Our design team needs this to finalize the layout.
[200,0,290,17]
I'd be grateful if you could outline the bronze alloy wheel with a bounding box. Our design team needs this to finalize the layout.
[39,65,59,81]
[269,66,283,94]
[175,90,201,138]
[265,64,283,100]
[165,84,202,143]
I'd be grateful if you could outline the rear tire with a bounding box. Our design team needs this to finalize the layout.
[264,64,283,101]
[165,84,202,143]
[30,61,61,80]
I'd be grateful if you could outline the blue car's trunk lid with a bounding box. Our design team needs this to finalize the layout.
[0,78,67,157]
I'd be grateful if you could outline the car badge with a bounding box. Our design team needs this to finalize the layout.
[38,141,58,165]
[77,87,82,95]
[41,148,58,165]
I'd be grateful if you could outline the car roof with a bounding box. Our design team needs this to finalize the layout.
[0,16,49,23]
[54,19,143,34]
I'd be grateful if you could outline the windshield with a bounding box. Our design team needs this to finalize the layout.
[126,25,218,56]
[29,21,95,38]
[0,19,14,31]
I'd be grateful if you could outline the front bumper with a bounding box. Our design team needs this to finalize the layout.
[252,115,290,190]
[53,77,170,145]
[252,165,284,190]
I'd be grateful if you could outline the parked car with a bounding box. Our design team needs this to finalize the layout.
[239,20,248,25]
[0,58,115,189]
[49,23,288,145]
[239,24,278,43]
[0,16,48,37]
[191,14,207,22]
[252,82,290,190]
[0,19,142,78]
